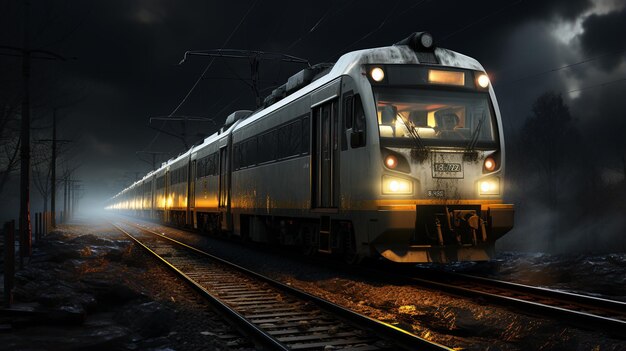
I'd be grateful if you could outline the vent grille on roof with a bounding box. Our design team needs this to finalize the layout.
[416,51,438,64]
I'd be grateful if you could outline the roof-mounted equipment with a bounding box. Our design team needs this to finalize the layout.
[395,31,438,64]
[222,110,252,131]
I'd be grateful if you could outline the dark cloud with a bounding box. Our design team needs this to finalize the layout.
[579,7,626,71]
[0,0,623,223]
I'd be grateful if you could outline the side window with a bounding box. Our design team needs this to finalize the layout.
[278,120,301,159]
[342,95,354,151]
[259,130,277,163]
[302,115,310,155]
[233,144,241,170]
[241,137,257,167]
[353,94,365,134]
[350,94,366,148]
[344,95,354,130]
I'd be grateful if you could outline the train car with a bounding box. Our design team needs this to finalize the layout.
[191,110,251,233]
[166,150,192,227]
[109,32,514,263]
[152,163,168,222]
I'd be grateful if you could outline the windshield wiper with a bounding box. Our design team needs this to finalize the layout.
[464,110,486,157]
[397,115,428,162]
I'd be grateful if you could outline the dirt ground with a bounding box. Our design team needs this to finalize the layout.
[138,220,626,351]
[0,219,252,351]
[3,217,624,351]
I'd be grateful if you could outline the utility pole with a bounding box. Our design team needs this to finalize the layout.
[148,116,214,150]
[178,49,310,108]
[63,170,68,222]
[36,111,72,227]
[19,0,32,263]
[136,150,170,170]
[68,173,72,219]
[51,109,56,226]
[0,2,72,260]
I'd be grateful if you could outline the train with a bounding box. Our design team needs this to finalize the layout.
[107,32,514,264]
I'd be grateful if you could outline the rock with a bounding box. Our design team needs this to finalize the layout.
[81,277,146,306]
[116,301,175,338]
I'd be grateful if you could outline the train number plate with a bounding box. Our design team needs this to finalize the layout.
[433,163,461,172]
[428,190,445,198]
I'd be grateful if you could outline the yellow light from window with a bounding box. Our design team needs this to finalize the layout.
[428,70,465,86]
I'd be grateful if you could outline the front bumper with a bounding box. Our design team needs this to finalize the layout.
[370,202,514,263]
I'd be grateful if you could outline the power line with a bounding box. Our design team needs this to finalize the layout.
[567,76,626,94]
[324,0,402,62]
[144,0,258,151]
[168,2,258,118]
[500,48,626,84]
[284,0,356,52]
[440,0,523,42]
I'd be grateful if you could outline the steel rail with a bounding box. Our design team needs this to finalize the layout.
[113,220,452,351]
[111,222,287,350]
[401,268,626,336]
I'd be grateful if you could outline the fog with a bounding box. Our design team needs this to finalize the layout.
[1,0,625,254]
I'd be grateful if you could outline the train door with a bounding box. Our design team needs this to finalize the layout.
[312,99,340,208]
[188,160,196,227]
[165,170,170,223]
[149,177,154,219]
[218,147,229,208]
[218,145,232,231]
[312,99,339,253]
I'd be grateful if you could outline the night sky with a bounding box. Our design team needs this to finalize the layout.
[1,0,625,230]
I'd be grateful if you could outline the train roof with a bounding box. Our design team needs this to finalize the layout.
[236,44,484,130]
[110,33,488,200]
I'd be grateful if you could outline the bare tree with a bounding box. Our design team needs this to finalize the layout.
[519,92,581,251]
[0,101,21,194]
[32,140,52,214]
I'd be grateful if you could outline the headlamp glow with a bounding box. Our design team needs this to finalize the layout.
[477,73,490,88]
[370,67,385,82]
[382,175,413,194]
[478,178,500,195]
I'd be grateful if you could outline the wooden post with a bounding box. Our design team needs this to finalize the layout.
[34,212,39,241]
[4,220,15,307]
[19,1,33,265]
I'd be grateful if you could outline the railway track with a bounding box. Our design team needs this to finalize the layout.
[110,220,452,351]
[400,267,626,336]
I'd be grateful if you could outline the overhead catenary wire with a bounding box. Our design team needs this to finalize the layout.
[323,0,402,62]
[144,0,258,152]
[566,76,626,94]
[284,0,356,52]
[439,0,524,42]
[498,48,626,85]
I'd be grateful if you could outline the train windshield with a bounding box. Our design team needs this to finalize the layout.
[374,88,498,147]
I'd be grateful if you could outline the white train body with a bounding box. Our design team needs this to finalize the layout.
[109,33,514,263]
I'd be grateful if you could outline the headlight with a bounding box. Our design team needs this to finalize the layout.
[382,175,413,194]
[370,67,385,82]
[477,73,490,88]
[478,178,500,195]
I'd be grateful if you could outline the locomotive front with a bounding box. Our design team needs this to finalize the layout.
[351,33,514,263]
